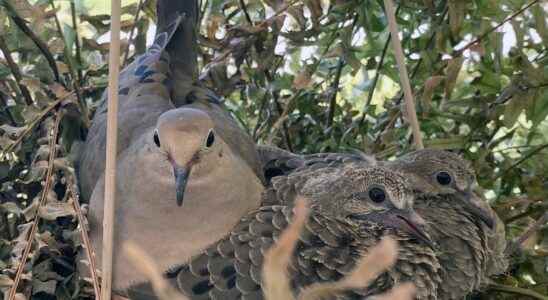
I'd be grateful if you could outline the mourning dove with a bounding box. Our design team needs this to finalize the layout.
[78,0,264,291]
[259,146,507,299]
[386,149,508,299]
[125,165,442,300]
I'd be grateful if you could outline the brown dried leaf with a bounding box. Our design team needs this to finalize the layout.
[422,75,444,109]
[444,57,463,100]
[39,200,75,221]
[448,0,465,36]
[293,69,312,90]
[207,14,224,40]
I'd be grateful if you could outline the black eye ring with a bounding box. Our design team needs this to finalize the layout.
[436,171,452,186]
[368,187,386,203]
[153,130,160,147]
[205,129,215,148]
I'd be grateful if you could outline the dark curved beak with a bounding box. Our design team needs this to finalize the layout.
[395,210,436,250]
[455,187,494,230]
[173,166,190,206]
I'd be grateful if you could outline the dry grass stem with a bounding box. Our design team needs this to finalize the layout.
[123,242,186,300]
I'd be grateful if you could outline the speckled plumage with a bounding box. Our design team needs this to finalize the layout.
[258,147,509,299]
[126,165,442,300]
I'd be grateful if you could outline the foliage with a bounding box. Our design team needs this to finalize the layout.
[0,0,547,299]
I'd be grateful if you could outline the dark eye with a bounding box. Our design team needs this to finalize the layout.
[153,130,160,147]
[368,187,386,203]
[205,129,215,148]
[436,171,452,186]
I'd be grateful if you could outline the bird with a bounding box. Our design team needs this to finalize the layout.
[124,165,442,300]
[385,149,508,299]
[77,0,265,292]
[258,147,508,299]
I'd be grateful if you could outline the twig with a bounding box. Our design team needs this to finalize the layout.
[122,0,144,67]
[2,0,60,82]
[49,0,89,126]
[506,211,548,256]
[357,16,394,127]
[494,143,548,180]
[70,0,83,83]
[102,0,122,298]
[326,58,344,129]
[488,283,548,300]
[2,94,71,154]
[0,35,33,105]
[238,0,253,25]
[453,0,540,57]
[8,111,62,300]
[67,177,101,300]
[383,0,423,149]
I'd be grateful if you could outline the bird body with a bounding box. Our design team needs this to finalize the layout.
[126,165,441,300]
[78,1,264,291]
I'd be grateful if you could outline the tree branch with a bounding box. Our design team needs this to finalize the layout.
[383,0,423,149]
[488,283,548,300]
[70,0,83,83]
[122,0,144,67]
[8,111,62,300]
[506,211,548,256]
[3,0,60,82]
[326,58,344,129]
[0,35,33,105]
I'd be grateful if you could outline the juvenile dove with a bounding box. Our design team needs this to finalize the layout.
[259,146,508,299]
[125,165,442,300]
[78,0,264,291]
[386,149,508,299]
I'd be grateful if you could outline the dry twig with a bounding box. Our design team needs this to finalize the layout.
[7,111,62,300]
[383,0,423,150]
[101,0,122,298]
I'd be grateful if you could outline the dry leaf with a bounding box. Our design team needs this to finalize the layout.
[422,75,444,109]
[444,57,463,100]
[293,69,312,90]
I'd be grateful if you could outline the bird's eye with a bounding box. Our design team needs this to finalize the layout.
[368,187,386,203]
[436,171,452,186]
[205,129,215,148]
[153,130,161,147]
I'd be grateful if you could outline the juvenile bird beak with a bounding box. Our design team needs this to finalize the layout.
[173,165,191,206]
[455,187,495,230]
[395,210,436,250]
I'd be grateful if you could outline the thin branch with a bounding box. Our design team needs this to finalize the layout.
[0,35,33,105]
[70,0,83,83]
[102,0,122,298]
[453,0,540,57]
[122,0,144,67]
[383,0,423,149]
[506,211,548,256]
[494,143,548,180]
[67,176,101,299]
[357,16,394,127]
[326,58,344,129]
[1,94,70,154]
[8,111,62,300]
[3,0,60,82]
[49,0,89,126]
[238,0,253,25]
[488,283,548,300]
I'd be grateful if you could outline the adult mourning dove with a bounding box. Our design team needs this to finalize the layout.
[125,165,442,300]
[258,146,507,299]
[386,149,508,299]
[78,0,264,291]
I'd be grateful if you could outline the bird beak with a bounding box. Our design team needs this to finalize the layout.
[455,186,495,230]
[173,165,191,206]
[395,210,436,250]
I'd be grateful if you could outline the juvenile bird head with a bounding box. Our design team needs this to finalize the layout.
[154,108,222,206]
[387,149,495,229]
[302,166,435,249]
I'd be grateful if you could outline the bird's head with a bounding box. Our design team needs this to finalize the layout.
[154,108,222,206]
[302,166,435,249]
[387,149,495,229]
